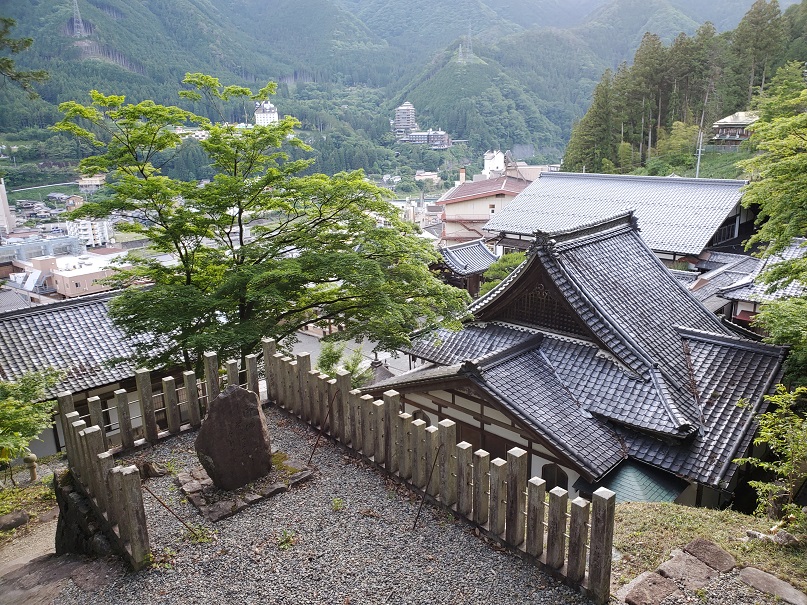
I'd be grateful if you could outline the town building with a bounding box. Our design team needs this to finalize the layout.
[710,112,758,150]
[67,219,113,247]
[254,100,279,126]
[404,129,452,150]
[367,213,785,506]
[393,101,418,138]
[435,238,499,297]
[7,250,127,299]
[484,172,753,265]
[437,173,530,244]
[78,173,107,194]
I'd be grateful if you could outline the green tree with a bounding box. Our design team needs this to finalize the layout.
[734,385,807,529]
[0,369,62,465]
[479,251,526,296]
[0,17,47,98]
[733,0,787,102]
[315,341,374,389]
[55,75,469,374]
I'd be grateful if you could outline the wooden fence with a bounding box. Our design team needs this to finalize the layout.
[261,339,616,605]
[57,341,616,603]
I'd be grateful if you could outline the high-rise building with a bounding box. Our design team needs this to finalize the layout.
[0,178,16,236]
[393,102,418,138]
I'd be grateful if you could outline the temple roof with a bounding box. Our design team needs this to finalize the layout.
[438,239,499,276]
[484,172,747,255]
[0,292,135,396]
[373,214,785,487]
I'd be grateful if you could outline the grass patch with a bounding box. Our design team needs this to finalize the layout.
[0,475,58,546]
[613,502,807,593]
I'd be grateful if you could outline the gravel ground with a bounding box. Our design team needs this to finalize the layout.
[659,570,783,605]
[53,405,594,605]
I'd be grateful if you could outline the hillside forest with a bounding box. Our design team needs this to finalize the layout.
[0,0,805,190]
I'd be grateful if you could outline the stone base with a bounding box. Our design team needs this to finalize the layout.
[54,477,112,559]
[178,463,313,523]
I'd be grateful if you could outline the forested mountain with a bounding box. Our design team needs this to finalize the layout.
[1,0,802,182]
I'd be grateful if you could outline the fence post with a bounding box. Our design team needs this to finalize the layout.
[57,392,75,450]
[411,419,427,488]
[273,354,287,407]
[317,374,330,430]
[382,390,399,471]
[62,411,80,466]
[115,389,134,450]
[307,370,320,426]
[546,487,568,569]
[204,352,220,402]
[397,412,412,480]
[226,359,239,387]
[183,371,202,427]
[372,399,385,465]
[526,477,546,557]
[246,354,259,395]
[336,369,352,443]
[296,353,312,422]
[588,488,616,605]
[135,368,158,444]
[473,449,490,525]
[288,360,299,415]
[71,419,87,480]
[505,448,527,546]
[438,419,457,506]
[568,497,590,584]
[489,457,507,537]
[262,338,277,402]
[348,389,362,447]
[110,466,150,569]
[97,451,114,521]
[82,426,106,510]
[456,441,473,517]
[425,425,439,496]
[87,396,108,450]
[162,376,181,434]
[360,394,374,457]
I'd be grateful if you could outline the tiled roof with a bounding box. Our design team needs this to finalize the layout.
[689,253,761,311]
[438,239,499,276]
[483,172,746,255]
[371,214,785,489]
[598,461,687,503]
[0,289,35,312]
[713,111,758,127]
[404,323,539,366]
[669,269,698,285]
[0,292,135,397]
[437,176,530,205]
[720,239,807,303]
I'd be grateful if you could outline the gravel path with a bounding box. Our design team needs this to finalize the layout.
[53,405,593,605]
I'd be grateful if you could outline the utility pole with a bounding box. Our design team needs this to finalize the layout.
[695,78,713,179]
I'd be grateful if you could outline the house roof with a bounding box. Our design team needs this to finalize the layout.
[689,252,761,311]
[0,292,135,396]
[720,239,807,303]
[373,213,785,488]
[0,289,36,312]
[437,176,530,205]
[438,239,499,276]
[483,172,747,255]
[713,111,759,127]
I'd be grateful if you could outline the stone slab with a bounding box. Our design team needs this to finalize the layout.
[288,470,313,487]
[740,567,807,605]
[624,571,681,605]
[657,550,716,591]
[683,537,736,573]
[205,500,238,523]
[181,480,202,494]
[0,511,29,531]
[258,483,287,498]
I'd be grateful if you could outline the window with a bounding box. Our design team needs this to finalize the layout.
[75,282,81,288]
[542,463,568,491]
[489,204,496,214]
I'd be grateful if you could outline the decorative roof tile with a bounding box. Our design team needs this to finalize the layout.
[484,172,747,255]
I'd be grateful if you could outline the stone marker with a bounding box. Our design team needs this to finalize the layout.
[195,385,272,491]
[624,571,680,605]
[683,537,736,573]
[739,567,807,605]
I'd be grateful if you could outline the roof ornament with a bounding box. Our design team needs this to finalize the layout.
[531,232,559,258]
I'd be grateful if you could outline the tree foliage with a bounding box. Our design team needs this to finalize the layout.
[315,341,375,389]
[55,75,469,374]
[480,251,526,297]
[0,370,62,463]
[0,17,47,98]
[734,385,807,529]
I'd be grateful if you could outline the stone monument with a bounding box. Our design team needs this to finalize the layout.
[194,385,272,491]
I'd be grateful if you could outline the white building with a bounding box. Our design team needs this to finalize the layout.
[67,219,113,247]
[0,178,16,236]
[254,101,279,126]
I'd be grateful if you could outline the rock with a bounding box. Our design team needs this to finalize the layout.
[624,571,680,605]
[138,461,168,479]
[683,537,736,572]
[91,533,113,557]
[288,469,314,487]
[242,492,262,505]
[740,567,807,605]
[0,510,29,531]
[181,480,202,494]
[258,483,287,498]
[195,385,272,491]
[205,500,238,522]
[657,550,716,590]
[773,530,799,546]
[746,530,770,541]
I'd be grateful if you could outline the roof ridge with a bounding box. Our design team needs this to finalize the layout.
[543,171,749,187]
[677,326,786,357]
[469,333,544,371]
[0,290,118,321]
